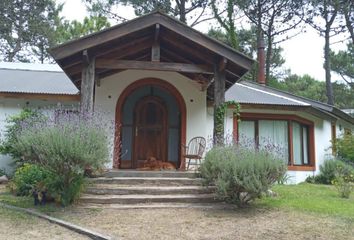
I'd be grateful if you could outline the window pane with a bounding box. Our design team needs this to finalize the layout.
[292,122,302,165]
[303,126,309,164]
[238,121,255,148]
[259,120,289,162]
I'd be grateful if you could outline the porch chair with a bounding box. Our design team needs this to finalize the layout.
[181,136,206,170]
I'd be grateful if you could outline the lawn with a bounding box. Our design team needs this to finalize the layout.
[258,183,354,219]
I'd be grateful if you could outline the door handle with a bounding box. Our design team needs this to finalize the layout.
[135,126,138,136]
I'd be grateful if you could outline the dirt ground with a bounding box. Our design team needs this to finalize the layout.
[59,207,354,240]
[0,207,90,240]
[0,184,89,240]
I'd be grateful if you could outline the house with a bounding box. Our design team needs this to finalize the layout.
[1,12,353,183]
[0,62,79,172]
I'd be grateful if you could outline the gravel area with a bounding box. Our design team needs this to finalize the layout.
[59,207,354,240]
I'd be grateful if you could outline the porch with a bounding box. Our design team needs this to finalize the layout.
[49,11,253,170]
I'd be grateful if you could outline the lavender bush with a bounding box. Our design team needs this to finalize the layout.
[12,108,112,205]
[200,145,286,207]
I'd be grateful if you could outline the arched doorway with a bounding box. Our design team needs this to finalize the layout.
[114,78,186,169]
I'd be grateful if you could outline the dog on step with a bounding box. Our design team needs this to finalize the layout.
[140,156,176,170]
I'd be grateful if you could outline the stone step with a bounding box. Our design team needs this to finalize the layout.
[80,194,218,204]
[85,185,215,195]
[88,177,203,186]
[78,202,234,210]
[104,170,197,178]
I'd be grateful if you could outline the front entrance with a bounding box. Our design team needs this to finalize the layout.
[133,96,168,168]
[115,78,187,169]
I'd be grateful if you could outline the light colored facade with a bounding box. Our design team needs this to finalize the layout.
[1,63,353,184]
[0,63,79,173]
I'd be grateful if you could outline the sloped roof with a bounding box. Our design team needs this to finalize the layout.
[49,11,254,97]
[0,62,79,95]
[226,83,310,106]
[226,81,354,125]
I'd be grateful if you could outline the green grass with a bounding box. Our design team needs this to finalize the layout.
[0,187,63,214]
[258,183,354,219]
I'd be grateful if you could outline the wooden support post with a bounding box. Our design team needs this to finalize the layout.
[151,24,160,62]
[213,57,226,146]
[80,50,95,113]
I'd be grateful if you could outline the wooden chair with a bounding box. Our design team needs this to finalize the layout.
[181,137,206,170]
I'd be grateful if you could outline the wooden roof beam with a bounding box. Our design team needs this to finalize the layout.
[96,59,213,74]
[151,24,160,62]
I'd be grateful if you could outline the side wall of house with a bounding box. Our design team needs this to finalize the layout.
[94,70,208,167]
[205,107,348,184]
[0,98,78,173]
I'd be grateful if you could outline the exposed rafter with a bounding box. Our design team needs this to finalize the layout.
[95,59,214,74]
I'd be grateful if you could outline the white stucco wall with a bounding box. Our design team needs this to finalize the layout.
[0,98,78,174]
[94,70,208,167]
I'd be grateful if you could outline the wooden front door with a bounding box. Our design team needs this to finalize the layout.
[133,96,168,168]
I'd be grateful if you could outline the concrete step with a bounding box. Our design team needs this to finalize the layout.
[85,185,215,195]
[78,202,234,210]
[88,177,203,186]
[104,170,197,178]
[80,194,218,204]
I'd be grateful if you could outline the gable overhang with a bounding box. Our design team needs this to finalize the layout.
[49,11,254,99]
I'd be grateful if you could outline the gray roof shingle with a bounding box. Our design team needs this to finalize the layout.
[226,82,310,106]
[0,63,78,95]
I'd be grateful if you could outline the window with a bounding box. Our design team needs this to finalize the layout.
[235,114,315,170]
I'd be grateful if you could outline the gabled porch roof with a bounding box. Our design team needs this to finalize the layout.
[49,11,254,100]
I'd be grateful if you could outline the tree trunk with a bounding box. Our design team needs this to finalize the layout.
[179,0,186,23]
[265,32,272,83]
[324,28,334,105]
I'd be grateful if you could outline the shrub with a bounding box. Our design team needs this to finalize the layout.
[332,172,354,198]
[200,146,287,207]
[308,159,354,184]
[8,163,50,196]
[12,109,111,205]
[336,134,354,164]
[0,168,6,177]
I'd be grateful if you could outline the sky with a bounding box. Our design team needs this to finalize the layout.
[58,0,348,82]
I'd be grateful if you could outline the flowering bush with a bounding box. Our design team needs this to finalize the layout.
[11,108,112,205]
[200,145,286,207]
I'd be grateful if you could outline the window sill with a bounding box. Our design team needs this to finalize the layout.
[288,165,315,171]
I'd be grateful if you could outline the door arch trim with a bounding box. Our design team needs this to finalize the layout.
[114,78,187,169]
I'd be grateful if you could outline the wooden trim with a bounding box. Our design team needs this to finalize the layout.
[331,122,337,156]
[288,165,315,171]
[0,92,80,101]
[114,78,187,170]
[240,113,314,126]
[95,59,213,74]
[234,112,316,171]
[151,24,160,62]
[50,12,253,69]
[81,51,95,112]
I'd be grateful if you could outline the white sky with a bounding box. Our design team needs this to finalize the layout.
[58,0,348,82]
